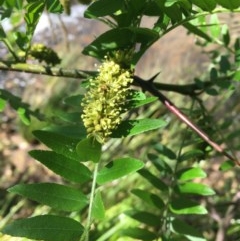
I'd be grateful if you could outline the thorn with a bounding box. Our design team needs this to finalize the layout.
[148,72,161,83]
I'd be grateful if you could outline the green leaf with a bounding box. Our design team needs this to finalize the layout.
[125,210,160,227]
[165,0,179,7]
[206,87,219,96]
[8,183,88,212]
[215,0,240,10]
[14,32,28,51]
[131,189,165,209]
[15,0,23,9]
[29,150,92,183]
[209,14,221,39]
[171,218,206,241]
[84,0,125,18]
[176,167,207,181]
[55,111,82,123]
[183,22,212,42]
[82,27,158,60]
[126,90,158,109]
[92,191,105,220]
[0,3,13,19]
[17,107,31,125]
[163,2,183,23]
[45,0,63,13]
[172,0,192,10]
[176,182,215,196]
[127,0,147,16]
[219,55,231,73]
[10,11,22,26]
[97,158,144,185]
[191,0,216,11]
[121,227,157,240]
[76,138,102,163]
[209,67,218,81]
[43,124,86,139]
[143,0,164,16]
[128,90,147,101]
[235,38,240,67]
[64,94,84,107]
[3,0,23,9]
[82,28,133,58]
[179,149,204,162]
[227,223,240,236]
[219,160,236,171]
[0,98,6,111]
[0,89,42,120]
[170,197,208,215]
[131,27,160,64]
[24,1,45,35]
[233,70,240,81]
[132,27,159,45]
[147,153,173,174]
[221,24,230,47]
[138,169,168,191]
[111,118,167,138]
[154,144,176,159]
[33,130,80,161]
[2,215,84,241]
[0,24,6,38]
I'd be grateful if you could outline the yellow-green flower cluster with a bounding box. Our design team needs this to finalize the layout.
[81,56,133,143]
[29,43,61,66]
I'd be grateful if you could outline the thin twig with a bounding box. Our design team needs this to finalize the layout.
[134,77,239,165]
[0,61,94,79]
[0,61,239,164]
[209,192,240,241]
[0,61,234,96]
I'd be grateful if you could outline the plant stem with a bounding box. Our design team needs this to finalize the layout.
[2,39,20,61]
[1,61,234,96]
[135,77,240,165]
[81,162,99,241]
[0,61,94,79]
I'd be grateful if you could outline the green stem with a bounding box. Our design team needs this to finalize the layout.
[1,61,235,96]
[81,162,100,241]
[0,61,94,79]
[160,8,240,38]
[2,39,20,61]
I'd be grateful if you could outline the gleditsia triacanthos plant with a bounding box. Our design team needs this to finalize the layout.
[81,50,134,144]
[2,1,240,241]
